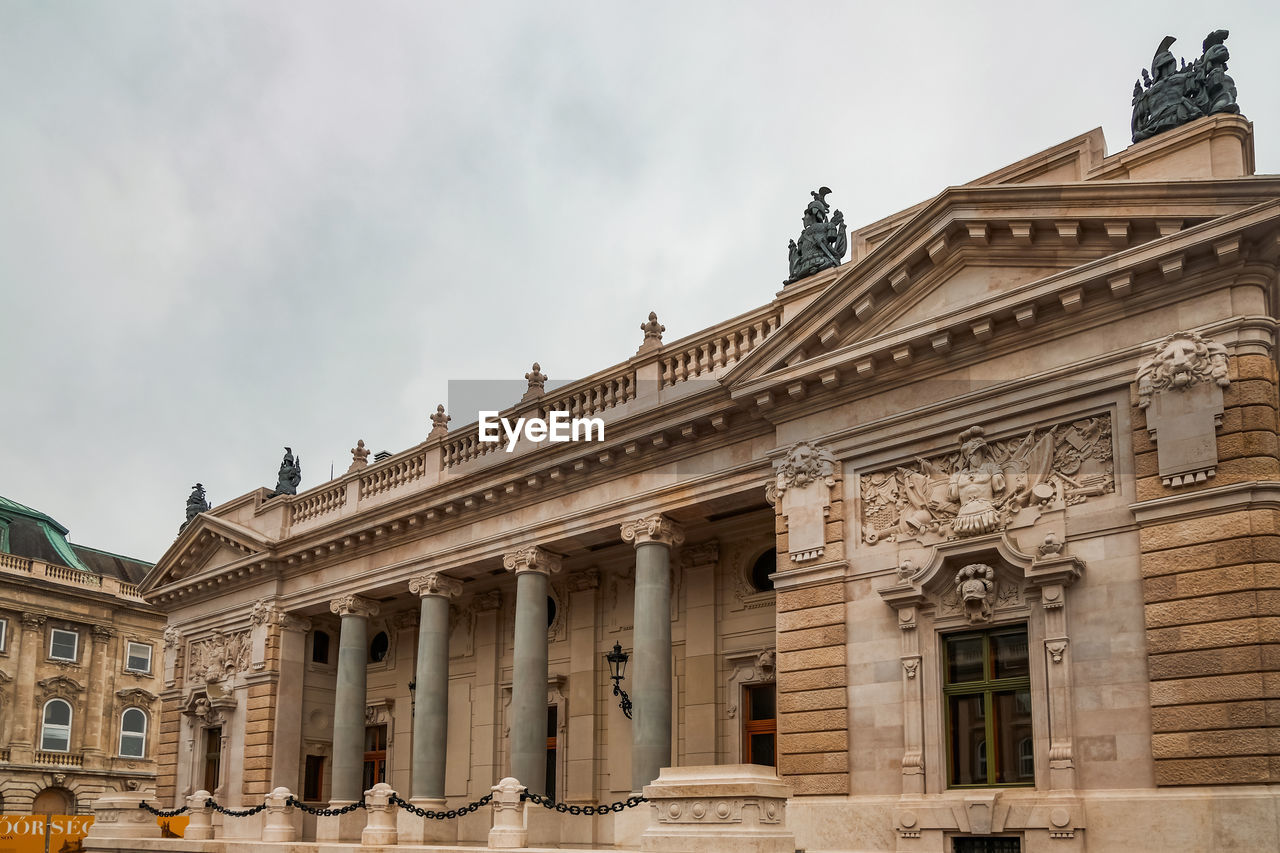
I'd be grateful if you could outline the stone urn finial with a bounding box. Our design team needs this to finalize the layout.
[638,311,666,353]
[429,404,451,439]
[522,362,547,401]
[348,439,371,473]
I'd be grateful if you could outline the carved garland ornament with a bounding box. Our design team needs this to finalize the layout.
[861,417,1113,545]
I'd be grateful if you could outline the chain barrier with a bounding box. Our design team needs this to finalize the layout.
[389,792,493,820]
[521,790,648,815]
[137,802,190,818]
[285,796,366,816]
[205,798,268,817]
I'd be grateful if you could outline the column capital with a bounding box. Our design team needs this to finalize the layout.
[621,514,685,549]
[91,625,116,643]
[280,614,312,633]
[21,613,47,631]
[502,546,562,576]
[330,594,380,619]
[408,571,464,599]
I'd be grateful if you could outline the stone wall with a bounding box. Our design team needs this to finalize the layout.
[1135,353,1280,785]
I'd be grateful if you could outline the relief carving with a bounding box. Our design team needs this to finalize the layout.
[767,440,838,563]
[1136,330,1231,488]
[1136,330,1230,409]
[861,417,1113,545]
[186,630,251,684]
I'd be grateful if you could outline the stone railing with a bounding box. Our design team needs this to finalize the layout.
[35,751,84,767]
[359,450,429,500]
[659,310,780,387]
[0,552,147,603]
[45,562,103,587]
[0,552,32,573]
[290,481,347,525]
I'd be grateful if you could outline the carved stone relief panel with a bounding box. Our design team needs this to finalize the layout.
[860,416,1114,546]
[185,630,251,685]
[766,441,837,563]
[1136,330,1231,487]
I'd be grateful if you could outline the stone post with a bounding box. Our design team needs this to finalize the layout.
[82,626,115,766]
[361,782,399,846]
[488,776,529,849]
[640,765,795,853]
[318,594,379,842]
[10,614,46,760]
[502,546,562,795]
[261,786,299,842]
[400,570,463,844]
[270,613,311,789]
[184,790,214,840]
[84,792,162,841]
[621,514,684,791]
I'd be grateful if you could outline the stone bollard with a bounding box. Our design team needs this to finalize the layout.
[184,790,214,840]
[261,786,299,843]
[362,782,399,847]
[487,777,529,849]
[640,765,795,853]
[84,792,162,840]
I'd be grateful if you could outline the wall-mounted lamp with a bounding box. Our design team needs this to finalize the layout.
[605,642,633,719]
[408,678,416,714]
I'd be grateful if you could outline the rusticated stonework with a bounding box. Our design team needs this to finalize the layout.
[860,416,1114,545]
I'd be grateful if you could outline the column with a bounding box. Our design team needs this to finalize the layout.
[10,614,46,759]
[502,546,561,793]
[328,594,380,803]
[83,625,116,766]
[621,514,684,791]
[408,571,463,800]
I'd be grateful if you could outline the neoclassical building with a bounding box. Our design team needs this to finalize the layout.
[141,111,1280,852]
[0,495,164,814]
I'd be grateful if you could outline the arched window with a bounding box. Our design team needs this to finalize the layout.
[41,699,72,752]
[119,708,147,758]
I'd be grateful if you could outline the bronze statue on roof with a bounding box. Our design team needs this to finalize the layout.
[1131,30,1240,143]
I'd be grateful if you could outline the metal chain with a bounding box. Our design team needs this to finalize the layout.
[205,798,268,817]
[389,792,493,819]
[285,796,366,816]
[521,790,647,815]
[137,802,190,818]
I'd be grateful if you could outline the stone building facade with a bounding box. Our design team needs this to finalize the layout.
[0,496,164,813]
[140,113,1280,851]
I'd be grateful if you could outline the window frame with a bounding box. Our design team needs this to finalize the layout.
[303,754,326,802]
[203,726,223,793]
[48,628,79,662]
[742,683,778,767]
[942,624,1034,789]
[125,641,153,674]
[118,707,148,758]
[40,698,73,753]
[0,616,8,653]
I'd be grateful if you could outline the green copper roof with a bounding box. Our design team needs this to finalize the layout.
[0,494,92,572]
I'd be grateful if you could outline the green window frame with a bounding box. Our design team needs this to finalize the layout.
[943,625,1034,788]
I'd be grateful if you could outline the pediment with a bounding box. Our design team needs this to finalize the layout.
[727,184,1280,399]
[141,515,272,594]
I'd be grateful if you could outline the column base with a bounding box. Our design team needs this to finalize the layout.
[315,801,367,842]
[396,798,459,844]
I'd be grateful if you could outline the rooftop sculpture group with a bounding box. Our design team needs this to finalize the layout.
[179,483,210,532]
[1131,30,1240,143]
[785,187,848,285]
[272,446,302,496]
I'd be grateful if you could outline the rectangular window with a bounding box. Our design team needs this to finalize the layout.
[203,727,222,793]
[953,837,1022,853]
[311,630,330,664]
[304,755,325,801]
[545,705,558,799]
[125,642,152,673]
[0,617,7,652]
[743,683,777,767]
[49,628,79,661]
[362,724,387,792]
[944,626,1033,788]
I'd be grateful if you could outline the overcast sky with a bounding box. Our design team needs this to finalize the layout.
[1,1,1277,564]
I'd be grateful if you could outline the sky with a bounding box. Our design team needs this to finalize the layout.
[1,1,1277,564]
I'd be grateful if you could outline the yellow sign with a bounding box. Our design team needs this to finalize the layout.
[0,813,185,853]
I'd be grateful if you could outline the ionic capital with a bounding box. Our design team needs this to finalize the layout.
[620,514,685,549]
[22,614,47,631]
[91,625,116,643]
[409,571,464,599]
[280,614,312,633]
[502,546,562,577]
[329,594,380,619]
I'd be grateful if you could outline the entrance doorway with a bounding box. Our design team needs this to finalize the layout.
[32,787,74,815]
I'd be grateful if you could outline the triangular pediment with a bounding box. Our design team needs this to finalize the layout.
[141,515,273,594]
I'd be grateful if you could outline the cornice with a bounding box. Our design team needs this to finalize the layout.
[1129,481,1280,527]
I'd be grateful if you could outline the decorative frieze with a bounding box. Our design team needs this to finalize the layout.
[1136,330,1231,487]
[860,417,1113,545]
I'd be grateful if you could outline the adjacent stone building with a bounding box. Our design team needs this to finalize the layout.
[138,111,1280,851]
[0,495,163,813]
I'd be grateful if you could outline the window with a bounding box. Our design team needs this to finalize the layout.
[749,549,777,593]
[203,727,222,793]
[953,838,1022,853]
[362,724,387,790]
[304,755,326,801]
[311,630,330,664]
[743,684,777,766]
[40,699,72,752]
[125,642,152,673]
[0,617,8,652]
[369,631,389,663]
[119,708,147,757]
[545,705,558,799]
[49,628,78,662]
[944,626,1033,787]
